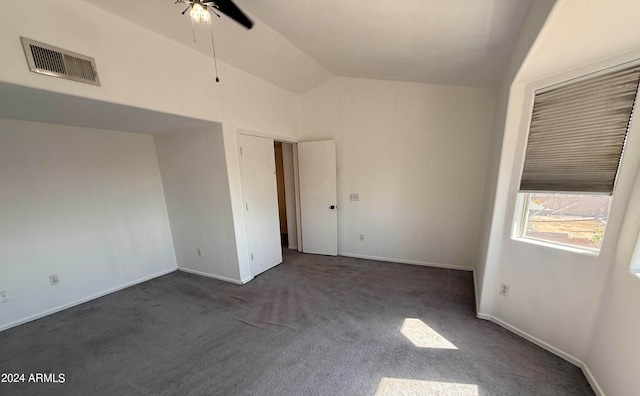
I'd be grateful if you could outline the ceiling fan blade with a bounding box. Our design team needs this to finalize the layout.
[208,0,253,29]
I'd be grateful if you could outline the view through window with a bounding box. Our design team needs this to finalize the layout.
[521,193,613,251]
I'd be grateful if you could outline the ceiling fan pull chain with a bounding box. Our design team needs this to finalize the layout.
[210,21,220,82]
[191,16,196,42]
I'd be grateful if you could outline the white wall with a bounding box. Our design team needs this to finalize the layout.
[586,164,640,396]
[300,77,496,269]
[0,118,176,330]
[477,1,640,392]
[154,126,244,283]
[474,0,556,306]
[0,0,301,285]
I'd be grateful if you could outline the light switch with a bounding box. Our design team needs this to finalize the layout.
[349,193,359,201]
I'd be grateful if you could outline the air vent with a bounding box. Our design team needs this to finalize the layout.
[21,37,100,86]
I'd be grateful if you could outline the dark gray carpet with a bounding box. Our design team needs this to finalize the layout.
[0,251,593,395]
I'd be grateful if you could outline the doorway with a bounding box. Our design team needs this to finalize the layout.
[273,141,298,252]
[238,133,337,278]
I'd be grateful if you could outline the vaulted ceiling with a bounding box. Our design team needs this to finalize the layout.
[84,0,531,94]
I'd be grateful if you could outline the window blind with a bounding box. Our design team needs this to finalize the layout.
[519,64,640,194]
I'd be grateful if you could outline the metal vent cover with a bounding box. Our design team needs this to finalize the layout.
[21,37,100,86]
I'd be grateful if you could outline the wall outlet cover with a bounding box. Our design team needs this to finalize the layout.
[500,283,510,297]
[49,274,60,286]
[349,193,359,201]
[0,289,7,303]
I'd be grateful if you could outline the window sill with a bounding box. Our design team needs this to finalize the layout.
[512,236,600,257]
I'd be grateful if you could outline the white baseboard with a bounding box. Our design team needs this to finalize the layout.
[477,313,581,365]
[472,271,480,314]
[288,245,298,250]
[177,267,251,285]
[0,267,177,333]
[338,252,473,271]
[476,313,604,396]
[580,360,605,396]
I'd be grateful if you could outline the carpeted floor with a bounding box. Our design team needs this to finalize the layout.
[0,250,593,395]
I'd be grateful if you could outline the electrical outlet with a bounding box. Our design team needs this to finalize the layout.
[359,234,365,241]
[197,248,202,257]
[0,289,7,303]
[49,274,60,286]
[500,282,510,297]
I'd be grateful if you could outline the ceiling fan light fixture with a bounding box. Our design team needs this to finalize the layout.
[201,7,211,23]
[177,0,253,29]
[190,2,204,22]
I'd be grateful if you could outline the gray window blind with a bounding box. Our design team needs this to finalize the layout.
[519,64,640,194]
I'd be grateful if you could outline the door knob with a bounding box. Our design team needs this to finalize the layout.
[330,205,336,210]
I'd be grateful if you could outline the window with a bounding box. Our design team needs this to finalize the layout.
[516,63,640,251]
[520,193,612,251]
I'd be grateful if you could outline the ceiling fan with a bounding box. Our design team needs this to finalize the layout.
[174,0,254,83]
[175,0,254,29]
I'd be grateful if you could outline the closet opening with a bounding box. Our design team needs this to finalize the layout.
[273,141,298,252]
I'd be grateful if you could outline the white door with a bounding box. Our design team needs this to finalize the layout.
[238,134,283,277]
[298,140,338,255]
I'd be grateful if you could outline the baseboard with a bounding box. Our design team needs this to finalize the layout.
[477,313,582,365]
[0,267,177,333]
[472,271,480,314]
[476,313,605,396]
[580,360,605,396]
[288,245,298,250]
[338,252,473,271]
[177,267,250,285]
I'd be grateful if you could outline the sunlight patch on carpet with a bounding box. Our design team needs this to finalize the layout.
[401,318,457,349]
[375,378,478,396]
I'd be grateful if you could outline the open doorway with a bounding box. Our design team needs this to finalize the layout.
[238,133,336,278]
[273,141,298,253]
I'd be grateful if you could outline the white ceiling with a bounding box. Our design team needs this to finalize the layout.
[84,0,531,93]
